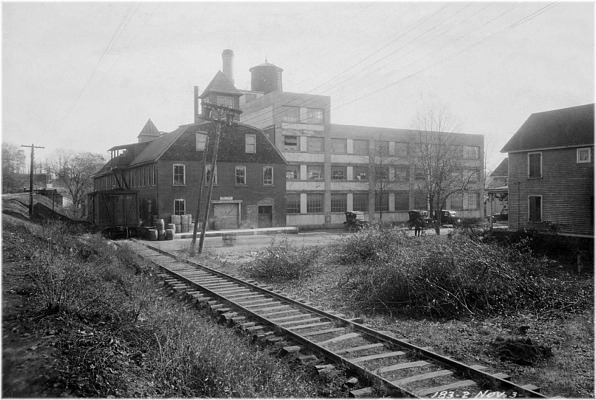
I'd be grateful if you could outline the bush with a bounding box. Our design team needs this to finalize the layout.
[337,231,593,318]
[241,237,320,283]
[336,225,406,265]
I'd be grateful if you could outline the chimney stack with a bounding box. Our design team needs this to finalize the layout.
[222,49,234,84]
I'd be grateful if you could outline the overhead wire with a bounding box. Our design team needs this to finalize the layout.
[332,2,558,112]
[54,3,139,135]
[239,3,457,128]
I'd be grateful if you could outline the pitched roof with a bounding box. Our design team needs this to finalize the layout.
[130,125,192,166]
[501,104,594,153]
[490,158,508,177]
[199,71,240,98]
[137,118,160,138]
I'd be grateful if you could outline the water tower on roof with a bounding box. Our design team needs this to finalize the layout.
[249,59,283,94]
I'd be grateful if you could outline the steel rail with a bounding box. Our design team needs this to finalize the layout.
[128,240,546,398]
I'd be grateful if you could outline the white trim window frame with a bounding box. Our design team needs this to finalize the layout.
[235,165,247,185]
[528,195,542,222]
[245,134,256,154]
[263,166,274,186]
[173,164,186,186]
[527,152,542,179]
[577,147,591,163]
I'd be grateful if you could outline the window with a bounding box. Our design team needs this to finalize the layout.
[578,148,591,163]
[375,192,389,212]
[286,165,300,180]
[245,134,256,153]
[375,140,390,155]
[149,164,155,186]
[448,193,464,211]
[235,166,246,185]
[464,192,479,210]
[463,169,479,182]
[173,164,185,185]
[307,193,323,213]
[395,142,409,157]
[174,199,186,216]
[528,152,542,178]
[283,135,299,151]
[216,96,234,108]
[528,195,542,222]
[205,165,217,185]
[331,165,346,180]
[353,139,369,155]
[353,193,368,212]
[374,166,389,181]
[354,166,368,181]
[395,191,409,210]
[463,146,479,159]
[307,137,324,153]
[414,191,428,210]
[331,138,347,154]
[331,193,347,212]
[395,166,409,182]
[141,167,145,187]
[307,165,323,180]
[415,168,426,181]
[263,166,273,185]
[286,194,301,214]
[282,106,300,123]
[304,108,324,124]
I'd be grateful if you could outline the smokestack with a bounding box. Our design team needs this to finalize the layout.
[194,86,199,123]
[222,49,234,84]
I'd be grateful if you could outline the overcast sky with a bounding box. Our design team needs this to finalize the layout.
[2,1,594,171]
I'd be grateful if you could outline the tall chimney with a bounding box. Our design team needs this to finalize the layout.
[222,49,234,84]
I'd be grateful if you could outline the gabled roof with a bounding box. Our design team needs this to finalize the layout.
[137,118,160,138]
[501,104,594,153]
[490,158,508,177]
[199,71,240,98]
[130,124,203,166]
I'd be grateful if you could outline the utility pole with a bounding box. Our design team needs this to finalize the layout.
[190,133,209,257]
[21,143,44,218]
[197,103,242,254]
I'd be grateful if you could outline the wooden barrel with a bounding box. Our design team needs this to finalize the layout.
[147,229,158,241]
[155,219,165,231]
[157,230,165,241]
[175,224,182,233]
[165,229,174,240]
[167,223,176,233]
[171,215,181,225]
[181,214,190,225]
[181,223,190,233]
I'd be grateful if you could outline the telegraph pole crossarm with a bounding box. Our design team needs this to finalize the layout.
[21,143,45,218]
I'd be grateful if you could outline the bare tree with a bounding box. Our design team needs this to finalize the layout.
[411,108,481,234]
[49,149,105,218]
[369,138,400,221]
[2,142,27,193]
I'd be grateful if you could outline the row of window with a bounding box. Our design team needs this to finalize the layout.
[173,164,274,186]
[282,136,480,159]
[281,106,324,124]
[96,165,157,190]
[286,192,480,214]
[286,164,479,182]
[528,148,592,179]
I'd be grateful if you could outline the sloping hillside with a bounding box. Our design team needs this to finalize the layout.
[2,193,80,222]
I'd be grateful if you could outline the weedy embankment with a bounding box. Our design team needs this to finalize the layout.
[2,217,346,397]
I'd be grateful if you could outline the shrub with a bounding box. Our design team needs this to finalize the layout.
[241,237,320,283]
[336,225,406,265]
[337,232,593,318]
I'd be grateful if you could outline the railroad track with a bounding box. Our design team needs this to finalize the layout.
[126,240,545,398]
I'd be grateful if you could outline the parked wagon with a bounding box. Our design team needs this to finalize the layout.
[88,189,139,239]
[344,211,367,232]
